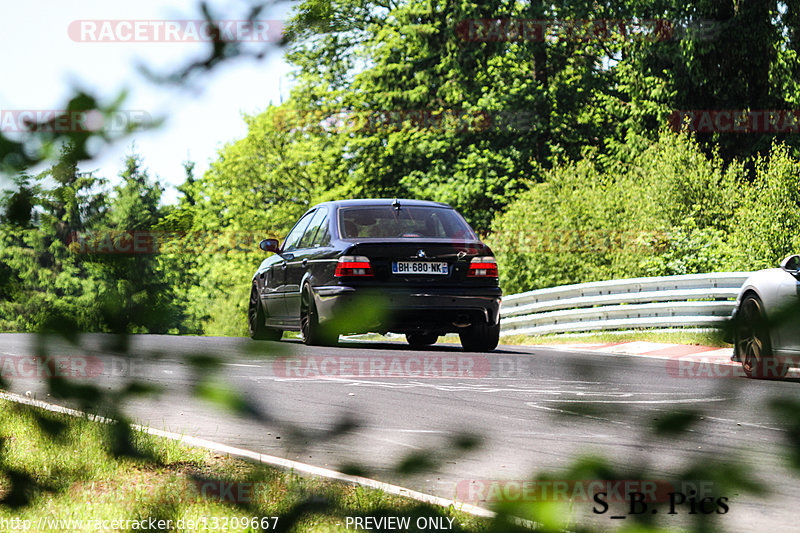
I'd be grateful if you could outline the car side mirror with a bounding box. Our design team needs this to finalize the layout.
[780,254,800,278]
[259,238,280,253]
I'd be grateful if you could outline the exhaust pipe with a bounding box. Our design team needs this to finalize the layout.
[453,315,472,328]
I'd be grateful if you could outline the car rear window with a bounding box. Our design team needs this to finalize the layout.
[338,206,477,240]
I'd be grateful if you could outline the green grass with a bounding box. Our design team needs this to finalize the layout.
[0,399,488,532]
[495,329,730,347]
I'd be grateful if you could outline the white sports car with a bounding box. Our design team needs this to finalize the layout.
[731,255,800,378]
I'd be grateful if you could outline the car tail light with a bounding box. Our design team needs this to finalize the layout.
[335,256,374,277]
[467,256,498,278]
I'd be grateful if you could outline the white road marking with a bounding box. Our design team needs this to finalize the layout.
[364,435,424,450]
[702,415,783,432]
[526,403,632,427]
[533,397,730,404]
[371,428,449,434]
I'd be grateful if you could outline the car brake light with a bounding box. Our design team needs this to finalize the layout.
[335,256,374,277]
[467,256,498,278]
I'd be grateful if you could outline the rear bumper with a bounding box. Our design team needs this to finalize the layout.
[313,284,502,335]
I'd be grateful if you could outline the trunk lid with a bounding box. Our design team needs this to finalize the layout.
[344,240,494,286]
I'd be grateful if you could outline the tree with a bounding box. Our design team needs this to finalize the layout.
[0,144,109,331]
[92,153,186,334]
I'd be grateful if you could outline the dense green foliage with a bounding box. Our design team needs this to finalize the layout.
[0,146,188,333]
[489,131,744,293]
[4,0,800,333]
[5,129,800,333]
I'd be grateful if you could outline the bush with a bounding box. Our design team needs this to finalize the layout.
[488,131,747,294]
[728,143,800,270]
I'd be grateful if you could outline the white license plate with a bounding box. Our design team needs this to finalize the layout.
[392,261,448,275]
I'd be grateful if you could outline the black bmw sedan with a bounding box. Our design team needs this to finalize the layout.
[248,199,502,351]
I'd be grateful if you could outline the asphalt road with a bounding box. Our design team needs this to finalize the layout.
[1,333,799,532]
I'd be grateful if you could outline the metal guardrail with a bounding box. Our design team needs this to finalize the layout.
[500,272,750,336]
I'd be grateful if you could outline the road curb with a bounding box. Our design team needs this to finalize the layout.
[533,341,733,361]
[0,391,512,523]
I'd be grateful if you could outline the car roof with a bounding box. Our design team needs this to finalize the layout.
[314,198,452,210]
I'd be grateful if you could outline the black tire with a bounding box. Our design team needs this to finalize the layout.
[301,286,338,346]
[736,294,787,379]
[406,333,439,348]
[459,320,500,352]
[248,283,282,341]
